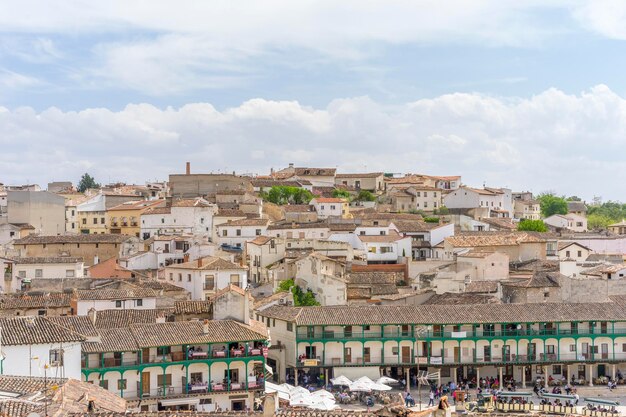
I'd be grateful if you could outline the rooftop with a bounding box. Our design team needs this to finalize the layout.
[14,234,131,245]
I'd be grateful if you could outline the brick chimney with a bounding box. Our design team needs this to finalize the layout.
[186,161,191,175]
[156,313,166,323]
[202,319,210,334]
[197,257,203,268]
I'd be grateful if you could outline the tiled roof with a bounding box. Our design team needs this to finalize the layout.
[568,201,587,212]
[0,398,40,416]
[501,271,562,288]
[108,199,164,211]
[457,251,496,259]
[0,375,66,395]
[253,291,291,309]
[294,167,336,176]
[218,218,269,227]
[14,234,131,244]
[282,204,315,212]
[446,232,545,247]
[75,287,157,300]
[336,172,383,179]
[47,315,100,338]
[174,300,213,314]
[215,209,247,217]
[260,302,626,325]
[424,293,501,305]
[66,411,372,417]
[312,197,345,203]
[129,320,267,347]
[169,256,246,270]
[352,212,423,221]
[267,220,329,230]
[597,263,626,273]
[251,179,309,187]
[143,206,171,215]
[392,220,442,233]
[465,280,499,293]
[171,198,213,208]
[93,308,174,329]
[0,292,71,309]
[329,223,357,232]
[83,327,138,353]
[479,217,517,230]
[0,316,86,345]
[248,236,274,245]
[7,256,83,264]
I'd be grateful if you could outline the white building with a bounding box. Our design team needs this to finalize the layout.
[163,256,248,300]
[140,198,217,240]
[513,199,541,220]
[215,218,269,248]
[0,256,85,293]
[246,236,286,284]
[544,213,588,232]
[73,288,158,316]
[444,187,513,218]
[309,198,349,219]
[0,316,85,379]
[329,230,412,264]
[266,222,330,240]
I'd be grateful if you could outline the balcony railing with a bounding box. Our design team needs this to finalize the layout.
[297,326,625,341]
[295,352,626,367]
[115,380,263,400]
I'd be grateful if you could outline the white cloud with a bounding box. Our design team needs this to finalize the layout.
[572,0,626,39]
[2,85,626,200]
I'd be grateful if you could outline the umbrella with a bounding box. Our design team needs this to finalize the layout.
[290,386,311,396]
[331,375,352,385]
[309,398,338,410]
[376,376,398,385]
[290,396,315,407]
[349,381,372,392]
[372,383,392,391]
[354,376,376,385]
[310,389,335,400]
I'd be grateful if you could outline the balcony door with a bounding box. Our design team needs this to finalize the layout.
[502,345,511,362]
[344,347,352,363]
[402,346,411,363]
[142,372,150,396]
[601,343,609,360]
[483,346,491,362]
[364,347,371,363]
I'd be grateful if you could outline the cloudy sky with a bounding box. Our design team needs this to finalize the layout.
[2,1,626,200]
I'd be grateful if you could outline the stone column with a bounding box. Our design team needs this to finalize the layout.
[499,367,503,387]
[588,364,593,386]
[476,368,480,388]
[294,368,299,386]
[452,367,457,384]
[521,367,526,388]
[612,364,616,380]
[543,366,548,389]
[406,368,410,391]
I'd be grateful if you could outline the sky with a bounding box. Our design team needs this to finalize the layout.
[2,1,626,201]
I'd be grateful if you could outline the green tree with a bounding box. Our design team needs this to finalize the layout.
[355,190,376,202]
[261,186,314,205]
[566,196,582,201]
[537,193,568,217]
[517,219,548,232]
[331,188,352,201]
[587,213,614,230]
[77,173,100,193]
[275,279,320,306]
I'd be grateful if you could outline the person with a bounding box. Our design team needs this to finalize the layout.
[405,392,415,407]
[428,390,435,407]
[574,392,579,405]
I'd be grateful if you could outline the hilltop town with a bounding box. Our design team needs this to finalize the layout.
[1,162,626,416]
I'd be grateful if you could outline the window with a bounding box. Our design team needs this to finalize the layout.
[424,192,427,197]
[101,217,105,224]
[330,205,336,210]
[187,273,191,282]
[230,274,240,287]
[169,273,173,281]
[416,192,421,197]
[49,349,64,366]
[256,229,262,236]
[578,250,582,257]
[35,269,43,278]
[115,300,122,308]
[380,231,386,235]
[566,251,570,258]
[82,218,87,225]
[424,202,428,208]
[161,218,165,224]
[137,299,143,307]
[570,344,576,352]
[66,270,75,278]
[434,192,437,197]
[222,229,228,237]
[178,273,182,282]
[360,231,366,235]
[18,270,26,278]
[368,247,377,253]
[38,309,46,316]
[204,275,215,290]
[157,374,172,387]
[553,365,562,375]
[236,229,241,236]
[191,372,203,382]
[93,218,98,224]
[434,202,438,208]
[200,218,204,224]
[392,347,399,355]
[117,379,127,390]
[287,322,293,332]
[100,380,109,389]
[380,246,393,253]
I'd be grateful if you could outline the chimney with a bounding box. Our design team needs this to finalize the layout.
[88,307,97,325]
[186,162,191,175]
[288,163,294,169]
[183,253,190,263]
[197,257,203,268]
[202,319,210,334]
[156,313,166,323]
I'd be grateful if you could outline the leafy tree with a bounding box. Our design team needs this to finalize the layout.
[537,193,568,217]
[77,173,100,193]
[331,188,352,201]
[423,217,439,223]
[355,190,376,202]
[517,219,548,232]
[276,278,320,306]
[261,186,314,205]
[434,206,449,215]
[587,213,614,230]
[588,201,626,222]
[566,196,582,201]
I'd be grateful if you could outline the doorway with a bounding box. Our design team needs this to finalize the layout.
[402,346,411,363]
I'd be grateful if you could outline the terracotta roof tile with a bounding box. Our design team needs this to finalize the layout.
[14,234,132,244]
[0,316,86,345]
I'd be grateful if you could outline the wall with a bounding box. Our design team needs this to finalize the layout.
[169,174,253,198]
[3,341,82,379]
[7,191,65,235]
[17,242,124,266]
[76,297,157,315]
